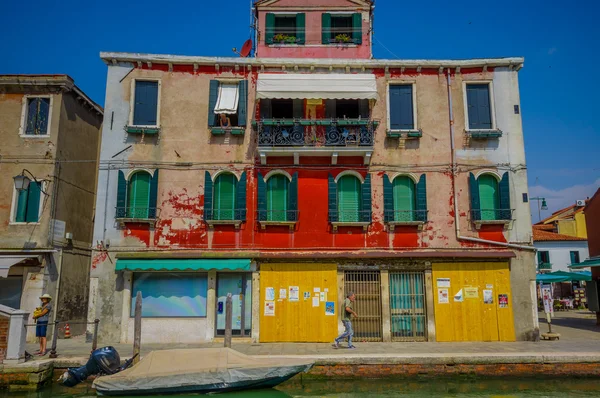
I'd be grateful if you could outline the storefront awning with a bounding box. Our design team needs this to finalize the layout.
[0,255,32,278]
[256,73,379,100]
[569,257,600,269]
[536,271,592,283]
[115,259,251,272]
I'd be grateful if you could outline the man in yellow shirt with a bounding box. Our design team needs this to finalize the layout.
[332,292,358,349]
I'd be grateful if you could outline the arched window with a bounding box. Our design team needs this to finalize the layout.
[267,174,289,221]
[213,173,237,220]
[393,176,416,221]
[338,175,361,222]
[478,174,499,221]
[127,171,152,218]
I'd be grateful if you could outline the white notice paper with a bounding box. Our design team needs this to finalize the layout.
[264,301,275,316]
[320,292,326,302]
[437,278,451,288]
[454,289,464,303]
[438,288,449,304]
[265,287,275,301]
[289,286,300,302]
[279,288,286,299]
[312,297,320,307]
[314,287,321,293]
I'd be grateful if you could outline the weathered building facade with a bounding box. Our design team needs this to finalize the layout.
[91,0,537,344]
[0,75,103,340]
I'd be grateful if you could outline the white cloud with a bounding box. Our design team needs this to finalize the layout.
[529,179,600,222]
[548,47,557,55]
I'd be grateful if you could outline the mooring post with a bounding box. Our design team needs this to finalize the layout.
[92,319,100,351]
[133,291,142,364]
[224,293,232,348]
[49,321,59,358]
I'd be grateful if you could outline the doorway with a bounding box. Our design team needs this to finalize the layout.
[215,273,252,337]
[344,270,383,342]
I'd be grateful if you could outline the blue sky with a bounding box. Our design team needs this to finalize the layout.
[1,0,598,221]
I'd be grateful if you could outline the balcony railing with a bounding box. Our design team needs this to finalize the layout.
[116,207,158,220]
[204,209,246,222]
[471,209,513,222]
[256,210,299,222]
[329,210,372,223]
[255,118,377,147]
[384,210,428,223]
[538,263,552,271]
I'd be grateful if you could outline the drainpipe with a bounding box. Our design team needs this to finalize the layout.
[446,69,535,252]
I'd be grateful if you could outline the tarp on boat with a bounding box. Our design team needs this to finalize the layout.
[92,348,313,395]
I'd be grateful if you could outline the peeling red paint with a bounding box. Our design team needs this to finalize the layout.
[477,225,507,243]
[125,223,151,247]
[392,226,419,248]
[91,251,107,270]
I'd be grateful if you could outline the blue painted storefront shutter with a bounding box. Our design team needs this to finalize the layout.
[208,80,219,127]
[236,171,247,221]
[352,13,362,44]
[296,13,306,44]
[328,174,338,222]
[257,172,267,221]
[469,172,481,221]
[466,84,492,130]
[383,174,393,222]
[289,172,299,221]
[25,182,41,223]
[116,170,127,218]
[389,85,414,130]
[322,13,332,44]
[148,170,159,219]
[265,13,276,44]
[362,174,372,223]
[237,80,248,127]
[203,171,213,221]
[133,81,158,126]
[498,172,511,220]
[416,174,428,222]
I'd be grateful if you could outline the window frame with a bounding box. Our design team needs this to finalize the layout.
[126,170,153,219]
[570,251,581,264]
[268,12,301,46]
[128,78,162,128]
[477,173,501,221]
[391,174,417,221]
[463,80,497,132]
[387,82,418,132]
[19,95,53,137]
[213,172,239,221]
[9,180,46,225]
[538,251,550,265]
[330,14,354,40]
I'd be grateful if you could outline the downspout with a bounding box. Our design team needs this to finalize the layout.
[446,69,535,252]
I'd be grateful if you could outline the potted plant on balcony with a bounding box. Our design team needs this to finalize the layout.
[331,34,353,44]
[273,34,297,44]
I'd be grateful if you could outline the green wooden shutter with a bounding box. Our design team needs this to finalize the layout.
[383,174,393,222]
[352,13,362,44]
[214,174,236,220]
[498,172,511,221]
[237,171,247,221]
[267,175,288,222]
[237,80,248,127]
[25,182,41,223]
[204,171,213,221]
[416,174,428,222]
[296,13,306,44]
[393,177,415,222]
[257,172,267,222]
[208,80,219,127]
[148,169,159,219]
[15,188,28,222]
[289,172,299,221]
[362,174,372,223]
[537,251,543,265]
[328,174,338,222]
[469,172,481,221]
[478,174,499,221]
[466,84,492,130]
[338,175,360,223]
[128,172,151,218]
[322,13,332,44]
[265,13,275,44]
[117,170,127,218]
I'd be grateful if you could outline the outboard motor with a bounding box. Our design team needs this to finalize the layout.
[60,346,134,387]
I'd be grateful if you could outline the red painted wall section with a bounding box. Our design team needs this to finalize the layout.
[477,225,508,243]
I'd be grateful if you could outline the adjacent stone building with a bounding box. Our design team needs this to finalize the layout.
[90,0,537,344]
[0,75,103,339]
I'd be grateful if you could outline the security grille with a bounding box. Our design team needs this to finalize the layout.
[389,271,427,342]
[344,271,382,342]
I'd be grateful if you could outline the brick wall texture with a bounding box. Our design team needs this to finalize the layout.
[0,317,8,363]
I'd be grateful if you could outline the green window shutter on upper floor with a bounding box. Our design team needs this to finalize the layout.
[478,174,499,221]
[236,171,247,221]
[383,174,393,223]
[338,175,361,223]
[257,172,267,222]
[127,172,151,219]
[362,174,372,223]
[214,173,236,221]
[289,172,299,222]
[148,170,159,219]
[238,80,248,127]
[537,251,543,265]
[393,176,416,222]
[25,181,41,223]
[328,174,338,222]
[498,172,511,221]
[296,13,306,44]
[469,172,481,221]
[322,13,332,44]
[352,13,362,44]
[208,80,219,127]
[415,174,428,222]
[267,174,289,222]
[116,170,127,218]
[204,171,213,221]
[265,13,275,44]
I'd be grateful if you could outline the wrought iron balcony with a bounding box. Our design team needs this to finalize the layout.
[256,210,299,222]
[384,210,428,223]
[471,209,513,222]
[254,118,377,148]
[115,207,159,225]
[204,209,247,222]
[538,263,552,271]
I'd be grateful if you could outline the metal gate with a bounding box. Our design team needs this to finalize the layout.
[389,271,427,341]
[344,271,382,342]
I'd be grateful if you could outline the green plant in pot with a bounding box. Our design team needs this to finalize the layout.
[273,34,297,44]
[334,34,352,44]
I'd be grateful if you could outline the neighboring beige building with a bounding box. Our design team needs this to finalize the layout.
[0,75,103,340]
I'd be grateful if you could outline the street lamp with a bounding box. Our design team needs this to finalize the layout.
[531,197,548,223]
[13,173,31,192]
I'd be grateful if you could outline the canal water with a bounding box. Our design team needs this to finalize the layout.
[2,378,600,398]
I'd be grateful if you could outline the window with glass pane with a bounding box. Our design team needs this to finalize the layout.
[127,172,151,218]
[15,181,41,223]
[331,15,353,39]
[131,273,208,317]
[478,174,499,220]
[214,173,237,220]
[25,97,50,135]
[274,15,296,36]
[570,251,580,264]
[538,251,550,264]
[393,177,416,221]
[133,81,159,126]
[466,84,492,130]
[338,175,361,222]
[267,174,289,221]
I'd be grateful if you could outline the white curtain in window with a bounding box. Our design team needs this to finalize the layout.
[214,83,239,114]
